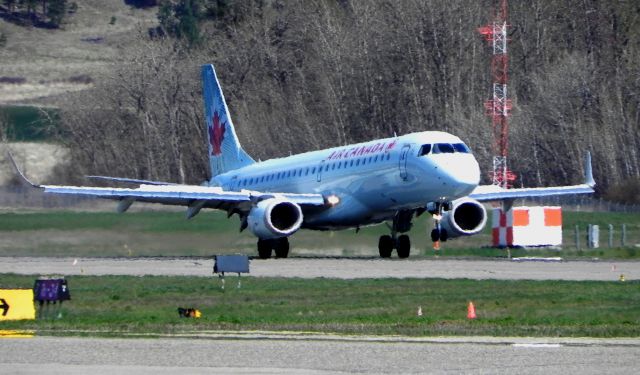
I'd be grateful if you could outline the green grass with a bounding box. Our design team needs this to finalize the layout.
[0,211,235,233]
[0,105,60,141]
[0,211,640,259]
[1,274,638,337]
[1,210,639,258]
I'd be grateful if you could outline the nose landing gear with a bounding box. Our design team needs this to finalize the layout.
[427,201,450,248]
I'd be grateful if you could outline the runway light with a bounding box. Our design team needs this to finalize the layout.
[326,195,340,206]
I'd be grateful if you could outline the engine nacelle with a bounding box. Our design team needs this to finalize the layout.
[247,198,303,239]
[439,198,487,239]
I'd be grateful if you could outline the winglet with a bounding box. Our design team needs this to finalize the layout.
[6,152,40,188]
[584,151,596,188]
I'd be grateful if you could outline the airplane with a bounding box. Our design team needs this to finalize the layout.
[9,64,596,259]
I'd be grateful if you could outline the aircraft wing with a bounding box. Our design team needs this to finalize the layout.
[469,152,596,202]
[469,183,594,201]
[38,184,325,207]
[8,153,326,217]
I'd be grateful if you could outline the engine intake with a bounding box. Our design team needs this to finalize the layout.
[439,198,487,239]
[247,198,303,239]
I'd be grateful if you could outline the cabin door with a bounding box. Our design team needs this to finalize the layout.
[399,144,411,181]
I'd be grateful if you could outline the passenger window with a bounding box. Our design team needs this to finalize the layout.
[419,144,432,156]
[374,155,378,162]
[350,160,354,167]
[311,167,316,174]
[386,154,391,160]
[325,165,329,172]
[356,159,360,166]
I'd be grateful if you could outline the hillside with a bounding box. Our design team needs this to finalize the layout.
[0,1,157,184]
[0,0,156,104]
[1,1,639,195]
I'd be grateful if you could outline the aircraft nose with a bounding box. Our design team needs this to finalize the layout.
[443,157,481,194]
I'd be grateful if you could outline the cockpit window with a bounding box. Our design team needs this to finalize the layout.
[453,143,471,153]
[420,142,472,155]
[418,144,432,156]
[433,143,455,154]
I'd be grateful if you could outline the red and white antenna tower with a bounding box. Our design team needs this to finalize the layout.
[478,0,516,188]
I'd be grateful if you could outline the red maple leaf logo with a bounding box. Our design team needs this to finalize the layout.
[208,111,226,156]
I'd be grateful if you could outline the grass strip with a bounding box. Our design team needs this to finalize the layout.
[1,274,638,338]
[1,210,639,258]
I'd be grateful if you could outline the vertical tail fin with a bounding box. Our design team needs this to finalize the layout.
[202,64,255,179]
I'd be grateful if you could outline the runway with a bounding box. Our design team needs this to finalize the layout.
[0,256,638,280]
[1,334,639,374]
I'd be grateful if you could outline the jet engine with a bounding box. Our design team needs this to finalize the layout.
[439,198,487,239]
[247,198,303,239]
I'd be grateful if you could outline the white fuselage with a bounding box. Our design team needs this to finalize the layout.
[214,131,480,230]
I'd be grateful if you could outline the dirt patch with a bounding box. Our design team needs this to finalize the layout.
[0,0,158,105]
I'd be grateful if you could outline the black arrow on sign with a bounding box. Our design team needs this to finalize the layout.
[0,298,9,316]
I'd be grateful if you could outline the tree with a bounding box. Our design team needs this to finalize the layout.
[4,0,17,12]
[157,0,203,46]
[57,0,640,193]
[46,0,67,28]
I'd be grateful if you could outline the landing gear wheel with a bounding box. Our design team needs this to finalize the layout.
[257,239,272,259]
[397,235,411,258]
[440,229,448,242]
[378,235,393,258]
[274,237,290,258]
[430,228,441,242]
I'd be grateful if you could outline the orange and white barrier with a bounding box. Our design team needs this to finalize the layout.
[492,206,562,247]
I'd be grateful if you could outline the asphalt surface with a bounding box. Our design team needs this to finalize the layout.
[1,335,639,374]
[0,256,638,280]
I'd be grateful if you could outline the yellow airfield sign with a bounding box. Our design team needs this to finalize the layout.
[0,289,35,321]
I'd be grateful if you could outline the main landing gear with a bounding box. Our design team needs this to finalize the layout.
[378,210,413,258]
[257,237,290,259]
[378,233,411,258]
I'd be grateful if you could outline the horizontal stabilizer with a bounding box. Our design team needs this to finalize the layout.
[86,176,177,186]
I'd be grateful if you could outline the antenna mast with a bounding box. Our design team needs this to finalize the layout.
[478,0,516,188]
